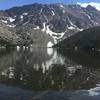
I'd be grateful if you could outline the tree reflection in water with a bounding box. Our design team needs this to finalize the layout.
[0,48,100,91]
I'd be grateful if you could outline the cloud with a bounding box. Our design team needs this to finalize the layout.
[77,2,100,11]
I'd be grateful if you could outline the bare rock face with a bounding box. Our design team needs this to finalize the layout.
[0,3,100,47]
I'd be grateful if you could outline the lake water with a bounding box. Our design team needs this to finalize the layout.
[0,47,100,100]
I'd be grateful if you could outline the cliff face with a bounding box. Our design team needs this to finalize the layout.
[0,3,100,47]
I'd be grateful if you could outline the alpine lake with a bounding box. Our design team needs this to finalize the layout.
[0,47,100,100]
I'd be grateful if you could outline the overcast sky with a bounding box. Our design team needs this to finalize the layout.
[0,0,100,10]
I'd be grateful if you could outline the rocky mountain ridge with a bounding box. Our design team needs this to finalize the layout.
[0,3,100,47]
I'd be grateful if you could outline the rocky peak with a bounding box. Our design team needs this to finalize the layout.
[86,5,98,11]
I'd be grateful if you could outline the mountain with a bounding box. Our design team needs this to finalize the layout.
[1,3,100,47]
[55,26,100,51]
[77,2,100,11]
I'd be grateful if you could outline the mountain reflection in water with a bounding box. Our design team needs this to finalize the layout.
[0,48,100,93]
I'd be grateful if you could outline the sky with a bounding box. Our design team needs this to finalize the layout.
[0,0,100,10]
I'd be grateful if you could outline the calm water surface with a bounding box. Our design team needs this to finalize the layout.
[0,47,100,100]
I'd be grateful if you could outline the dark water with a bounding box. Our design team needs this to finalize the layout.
[0,47,100,100]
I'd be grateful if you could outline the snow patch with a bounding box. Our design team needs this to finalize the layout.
[47,41,54,48]
[20,15,23,19]
[34,23,66,43]
[1,20,7,24]
[34,26,40,30]
[51,11,55,16]
[67,17,83,31]
[68,17,77,28]
[68,26,75,30]
[8,17,15,22]
[45,25,66,43]
[42,23,46,32]
[59,4,64,8]
[46,25,65,39]
[23,13,28,15]
[78,28,83,31]
[46,25,58,36]
[7,24,16,27]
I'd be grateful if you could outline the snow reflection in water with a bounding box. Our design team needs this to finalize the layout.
[0,48,100,92]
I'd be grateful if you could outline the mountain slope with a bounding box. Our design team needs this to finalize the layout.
[1,3,100,47]
[55,26,100,51]
[0,11,33,47]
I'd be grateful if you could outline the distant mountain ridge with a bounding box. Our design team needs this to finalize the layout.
[0,3,100,47]
[77,2,100,11]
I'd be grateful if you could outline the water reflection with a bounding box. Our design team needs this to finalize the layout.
[0,48,100,91]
